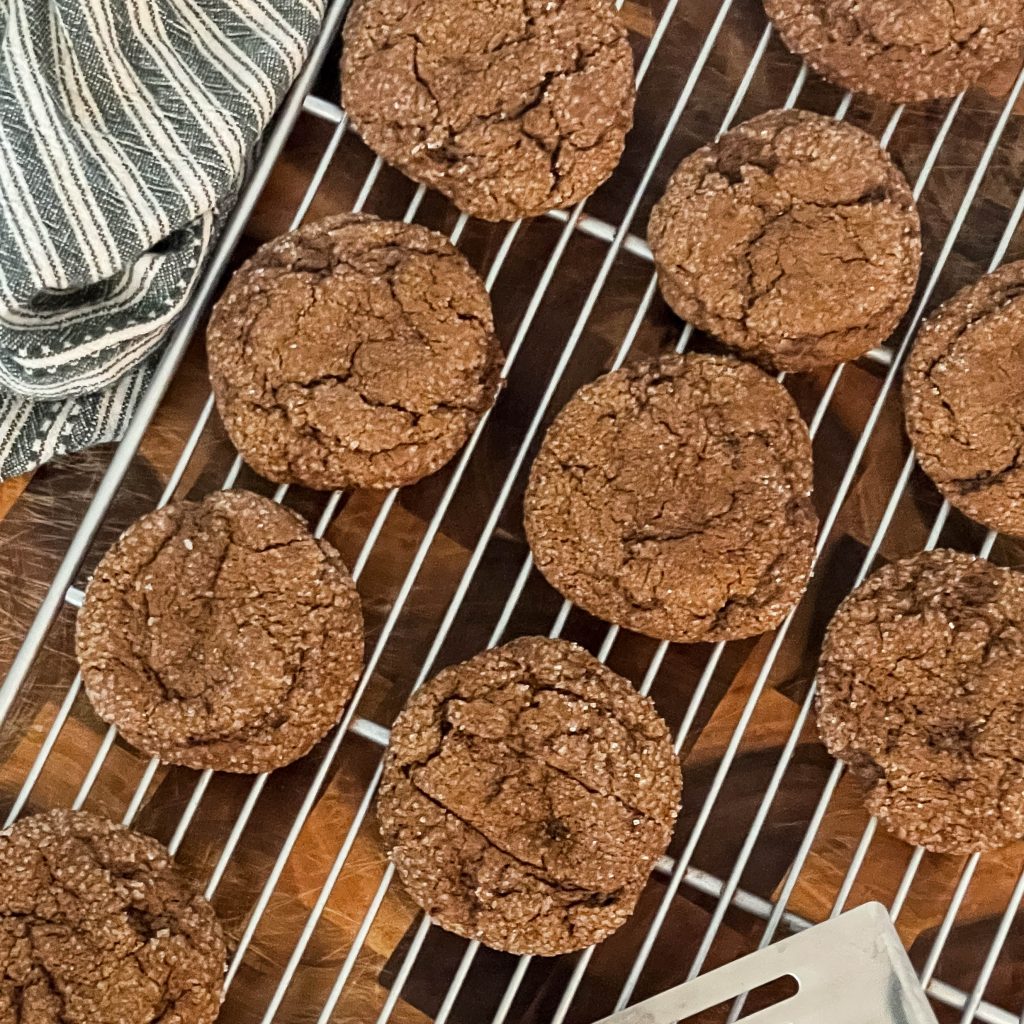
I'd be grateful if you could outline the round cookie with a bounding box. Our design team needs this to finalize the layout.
[378,636,681,956]
[817,549,1024,853]
[0,809,225,1024]
[523,353,818,643]
[647,109,921,372]
[207,214,503,491]
[76,489,363,773]
[763,0,1024,104]
[341,0,635,222]
[903,260,1024,537]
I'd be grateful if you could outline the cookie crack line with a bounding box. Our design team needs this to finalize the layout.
[439,815,632,942]
[413,715,657,822]
[130,530,335,708]
[547,440,808,600]
[283,406,455,466]
[958,445,1024,493]
[105,588,339,741]
[708,516,814,623]
[341,0,634,220]
[126,520,237,712]
[239,256,490,419]
[927,371,1024,491]
[765,0,1024,102]
[839,0,987,58]
[378,637,681,954]
[817,550,1024,852]
[266,369,488,421]
[525,352,817,641]
[397,771,653,901]
[437,666,672,740]
[368,17,610,141]
[582,514,806,624]
[698,185,909,332]
[648,109,920,369]
[77,491,362,773]
[262,226,467,282]
[3,836,163,938]
[208,214,502,490]
[0,811,225,1024]
[917,303,1024,487]
[904,262,1024,533]
[3,953,73,1024]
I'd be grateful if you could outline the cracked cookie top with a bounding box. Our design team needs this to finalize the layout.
[340,0,635,221]
[647,109,921,372]
[903,260,1024,538]
[0,809,225,1024]
[76,489,364,773]
[523,353,818,643]
[207,214,503,491]
[378,636,681,955]
[818,549,1024,853]
[763,0,1024,103]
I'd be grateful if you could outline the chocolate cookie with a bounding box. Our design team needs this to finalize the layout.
[378,636,681,956]
[523,353,818,643]
[817,549,1024,853]
[763,0,1024,104]
[647,109,921,372]
[341,0,635,222]
[207,214,503,491]
[76,489,363,773]
[903,261,1024,537]
[0,809,225,1024]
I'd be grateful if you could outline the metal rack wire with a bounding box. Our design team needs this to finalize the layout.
[2,0,1024,1022]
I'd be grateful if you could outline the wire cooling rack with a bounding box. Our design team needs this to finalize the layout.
[2,1,1024,1022]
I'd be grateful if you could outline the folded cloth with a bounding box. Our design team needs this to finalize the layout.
[0,0,325,479]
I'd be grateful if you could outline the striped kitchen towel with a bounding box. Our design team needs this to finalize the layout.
[0,0,325,479]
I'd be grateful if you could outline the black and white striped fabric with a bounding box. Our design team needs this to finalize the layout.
[0,0,324,478]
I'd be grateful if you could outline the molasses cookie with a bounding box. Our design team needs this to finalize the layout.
[817,549,1024,853]
[523,353,818,643]
[77,489,363,773]
[0,809,225,1024]
[341,0,635,221]
[647,109,921,371]
[208,214,503,491]
[904,260,1024,537]
[378,636,681,956]
[763,0,1024,104]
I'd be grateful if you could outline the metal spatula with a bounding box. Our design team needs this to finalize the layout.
[591,902,938,1024]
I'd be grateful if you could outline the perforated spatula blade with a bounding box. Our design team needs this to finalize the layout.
[592,903,938,1024]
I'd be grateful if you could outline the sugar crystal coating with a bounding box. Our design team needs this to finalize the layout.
[764,0,1024,104]
[524,353,818,643]
[648,109,920,371]
[208,214,503,491]
[904,260,1024,538]
[818,549,1024,853]
[77,489,363,773]
[341,0,635,221]
[378,636,682,955]
[0,809,225,1024]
